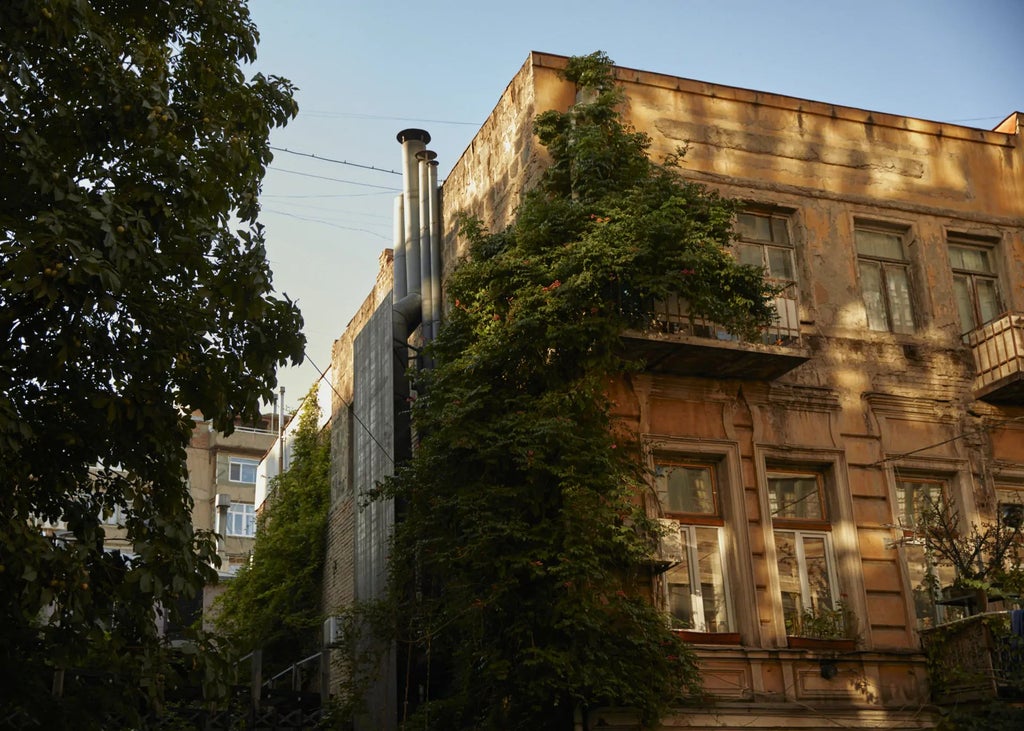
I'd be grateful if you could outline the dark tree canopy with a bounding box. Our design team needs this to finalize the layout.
[376,53,776,730]
[0,0,303,724]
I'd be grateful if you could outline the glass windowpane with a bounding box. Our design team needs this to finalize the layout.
[856,229,904,260]
[736,242,764,269]
[774,530,803,630]
[977,279,1000,324]
[884,265,915,333]
[950,245,992,273]
[767,246,794,280]
[771,216,790,245]
[952,276,976,331]
[666,553,694,629]
[895,480,944,529]
[802,536,833,613]
[737,212,773,241]
[659,465,716,514]
[769,475,823,520]
[694,526,730,632]
[858,261,888,331]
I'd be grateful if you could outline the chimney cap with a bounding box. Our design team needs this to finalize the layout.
[415,149,438,162]
[397,128,431,144]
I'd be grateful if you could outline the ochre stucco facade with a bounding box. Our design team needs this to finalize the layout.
[437,52,1024,729]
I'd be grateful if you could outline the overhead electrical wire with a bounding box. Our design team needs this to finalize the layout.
[298,109,480,126]
[270,146,401,175]
[301,349,394,466]
[267,166,401,191]
[262,209,389,240]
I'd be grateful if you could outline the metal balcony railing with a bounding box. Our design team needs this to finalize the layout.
[966,312,1024,402]
[921,611,1024,704]
[650,294,801,347]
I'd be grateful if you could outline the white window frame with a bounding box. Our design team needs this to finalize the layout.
[767,470,840,635]
[226,502,256,537]
[735,208,800,343]
[773,527,840,622]
[663,523,733,633]
[228,457,259,485]
[656,461,735,633]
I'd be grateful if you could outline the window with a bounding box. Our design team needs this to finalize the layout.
[948,236,1001,332]
[768,472,838,634]
[856,226,915,334]
[736,210,799,344]
[894,478,960,629]
[228,457,259,484]
[656,463,733,633]
[226,502,256,537]
[996,485,1024,529]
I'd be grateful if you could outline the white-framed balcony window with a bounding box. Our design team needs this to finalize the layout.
[855,225,915,334]
[949,235,1002,333]
[768,472,839,633]
[228,457,259,485]
[656,462,733,633]
[226,502,256,538]
[735,209,799,344]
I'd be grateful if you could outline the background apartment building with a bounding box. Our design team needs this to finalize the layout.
[325,52,1024,729]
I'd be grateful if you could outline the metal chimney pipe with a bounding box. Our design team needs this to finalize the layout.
[392,195,407,300]
[427,159,442,340]
[416,150,437,341]
[396,129,430,297]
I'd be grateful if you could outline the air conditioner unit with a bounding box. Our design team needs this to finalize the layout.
[653,518,685,569]
[323,615,341,647]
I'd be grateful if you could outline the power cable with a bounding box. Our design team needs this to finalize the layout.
[267,166,401,191]
[262,209,390,240]
[270,146,401,175]
[301,349,394,466]
[868,416,1024,467]
[299,110,479,126]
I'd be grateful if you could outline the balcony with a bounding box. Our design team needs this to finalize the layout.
[921,612,1024,704]
[967,312,1024,404]
[621,295,811,380]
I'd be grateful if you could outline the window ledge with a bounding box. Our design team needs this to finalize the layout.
[674,630,742,646]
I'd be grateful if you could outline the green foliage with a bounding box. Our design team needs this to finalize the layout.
[0,1,303,724]
[376,52,776,730]
[214,387,330,668]
[936,702,1024,731]
[786,600,855,640]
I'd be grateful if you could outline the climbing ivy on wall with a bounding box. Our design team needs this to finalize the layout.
[214,387,330,669]
[378,52,777,730]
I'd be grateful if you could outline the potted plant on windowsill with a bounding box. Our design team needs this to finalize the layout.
[786,601,857,652]
[669,616,742,646]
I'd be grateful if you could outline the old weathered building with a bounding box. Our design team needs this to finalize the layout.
[326,52,1024,728]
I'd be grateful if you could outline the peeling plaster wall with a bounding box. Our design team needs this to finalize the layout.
[439,52,1024,724]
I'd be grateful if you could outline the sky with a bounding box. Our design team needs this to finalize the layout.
[245,0,1024,410]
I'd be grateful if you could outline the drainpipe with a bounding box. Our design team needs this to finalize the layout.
[396,129,430,301]
[393,195,407,300]
[427,157,442,340]
[416,149,437,342]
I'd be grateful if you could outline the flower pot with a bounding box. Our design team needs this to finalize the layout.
[674,630,741,645]
[786,636,856,652]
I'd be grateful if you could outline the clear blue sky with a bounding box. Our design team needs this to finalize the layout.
[246,0,1023,408]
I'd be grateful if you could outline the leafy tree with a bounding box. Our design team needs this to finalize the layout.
[377,52,776,730]
[214,386,330,667]
[0,1,303,725]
